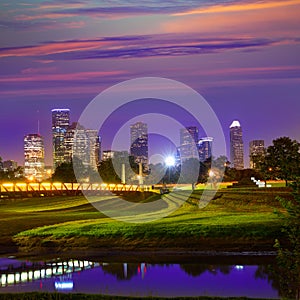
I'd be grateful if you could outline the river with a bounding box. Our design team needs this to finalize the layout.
[0,253,284,298]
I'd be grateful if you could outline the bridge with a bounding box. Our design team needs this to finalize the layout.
[0,182,153,198]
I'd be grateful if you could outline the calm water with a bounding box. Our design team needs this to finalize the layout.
[0,256,280,298]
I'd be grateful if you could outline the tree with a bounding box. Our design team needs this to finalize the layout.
[267,137,300,186]
[274,180,300,299]
[52,157,86,183]
[98,158,121,183]
[254,137,300,186]
[251,151,273,185]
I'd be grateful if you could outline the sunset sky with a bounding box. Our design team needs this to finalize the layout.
[0,0,300,166]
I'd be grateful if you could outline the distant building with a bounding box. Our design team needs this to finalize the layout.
[2,160,18,172]
[24,133,45,182]
[249,140,265,169]
[130,122,148,168]
[198,137,213,162]
[230,120,244,170]
[102,150,129,161]
[180,126,199,161]
[52,108,70,168]
[84,129,101,170]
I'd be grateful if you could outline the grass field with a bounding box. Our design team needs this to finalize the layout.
[0,186,292,254]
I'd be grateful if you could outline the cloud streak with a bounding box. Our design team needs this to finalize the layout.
[0,34,281,61]
[172,0,300,16]
[0,70,127,83]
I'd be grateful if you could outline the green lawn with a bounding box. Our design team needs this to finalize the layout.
[0,187,292,253]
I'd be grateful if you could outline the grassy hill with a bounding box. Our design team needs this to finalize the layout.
[0,187,292,254]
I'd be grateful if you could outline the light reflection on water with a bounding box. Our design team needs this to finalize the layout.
[0,256,279,298]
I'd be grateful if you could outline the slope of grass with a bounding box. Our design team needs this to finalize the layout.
[3,188,290,253]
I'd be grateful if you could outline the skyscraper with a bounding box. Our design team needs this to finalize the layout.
[52,108,70,168]
[230,120,244,170]
[249,140,265,169]
[180,126,199,161]
[24,133,45,182]
[198,137,213,162]
[65,122,101,170]
[130,122,148,167]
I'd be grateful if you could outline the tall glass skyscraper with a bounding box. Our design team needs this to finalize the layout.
[24,133,45,182]
[52,108,70,168]
[230,120,244,170]
[249,140,265,169]
[65,122,101,171]
[130,122,148,167]
[180,126,199,161]
[198,137,213,162]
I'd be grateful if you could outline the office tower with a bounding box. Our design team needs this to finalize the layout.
[24,134,45,182]
[130,122,148,167]
[230,120,244,170]
[65,122,101,170]
[249,140,265,169]
[102,150,129,162]
[180,126,199,161]
[64,122,84,163]
[52,108,70,168]
[198,137,213,162]
[85,129,101,170]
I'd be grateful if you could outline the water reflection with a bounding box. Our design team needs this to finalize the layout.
[0,256,282,298]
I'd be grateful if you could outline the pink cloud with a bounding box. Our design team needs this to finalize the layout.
[172,0,300,16]
[0,40,113,58]
[164,1,300,37]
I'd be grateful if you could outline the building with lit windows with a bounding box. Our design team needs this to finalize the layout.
[24,134,45,181]
[65,122,101,170]
[52,108,70,168]
[198,137,213,162]
[130,122,148,168]
[249,140,265,169]
[230,120,244,170]
[179,126,199,161]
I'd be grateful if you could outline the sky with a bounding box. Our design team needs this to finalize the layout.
[0,0,300,167]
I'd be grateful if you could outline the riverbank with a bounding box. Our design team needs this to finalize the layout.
[0,187,291,255]
[0,293,278,300]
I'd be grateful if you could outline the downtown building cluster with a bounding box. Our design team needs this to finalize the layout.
[12,111,266,182]
[23,109,101,182]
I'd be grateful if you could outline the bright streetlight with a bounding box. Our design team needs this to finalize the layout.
[165,156,175,167]
[165,156,175,184]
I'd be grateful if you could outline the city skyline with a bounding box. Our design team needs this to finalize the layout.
[0,110,298,169]
[0,1,299,166]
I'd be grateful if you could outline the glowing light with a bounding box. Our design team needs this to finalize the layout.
[209,170,215,177]
[54,281,74,290]
[230,120,241,128]
[165,156,175,167]
[235,265,244,270]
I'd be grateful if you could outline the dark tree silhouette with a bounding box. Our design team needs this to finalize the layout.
[266,137,300,186]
